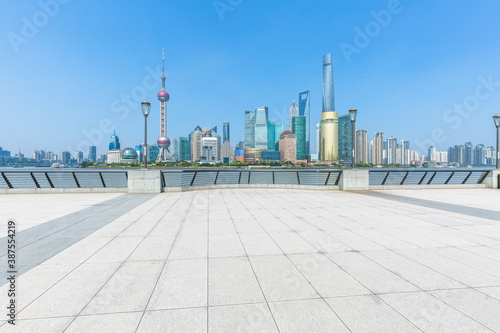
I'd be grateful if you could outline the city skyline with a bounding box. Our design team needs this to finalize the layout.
[2,1,500,155]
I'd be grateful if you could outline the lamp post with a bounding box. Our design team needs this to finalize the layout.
[494,115,500,169]
[141,101,151,169]
[349,108,357,168]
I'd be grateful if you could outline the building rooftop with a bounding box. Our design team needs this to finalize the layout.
[1,188,500,332]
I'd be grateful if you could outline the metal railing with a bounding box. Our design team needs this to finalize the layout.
[369,169,490,186]
[161,169,342,188]
[0,169,128,189]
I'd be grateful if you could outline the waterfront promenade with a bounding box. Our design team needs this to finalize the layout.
[1,188,500,332]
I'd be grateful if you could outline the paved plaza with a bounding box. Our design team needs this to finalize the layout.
[1,188,500,332]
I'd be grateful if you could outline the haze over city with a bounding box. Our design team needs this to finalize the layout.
[2,1,500,156]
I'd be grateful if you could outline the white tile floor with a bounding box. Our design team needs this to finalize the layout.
[1,188,500,332]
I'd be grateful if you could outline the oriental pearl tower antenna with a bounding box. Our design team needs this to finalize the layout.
[156,48,174,162]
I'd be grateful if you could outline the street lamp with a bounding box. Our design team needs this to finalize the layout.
[141,101,151,169]
[494,114,500,169]
[349,108,357,168]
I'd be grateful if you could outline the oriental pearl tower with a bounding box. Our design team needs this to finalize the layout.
[156,49,174,162]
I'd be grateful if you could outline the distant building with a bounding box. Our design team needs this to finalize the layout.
[191,126,202,161]
[244,148,264,163]
[88,146,97,163]
[262,150,280,161]
[464,142,473,165]
[106,149,121,163]
[474,144,486,165]
[292,116,306,160]
[148,145,159,162]
[61,151,71,164]
[387,137,398,164]
[109,131,120,150]
[373,132,383,165]
[244,110,256,149]
[76,151,84,163]
[279,130,296,163]
[121,148,138,163]
[179,137,190,161]
[338,114,353,165]
[288,100,299,131]
[298,90,311,156]
[221,140,233,160]
[169,137,179,161]
[267,120,283,151]
[255,107,268,149]
[355,130,368,163]
[223,122,230,144]
[201,137,218,163]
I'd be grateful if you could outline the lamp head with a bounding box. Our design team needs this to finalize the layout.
[349,108,357,122]
[141,101,151,117]
[494,114,500,128]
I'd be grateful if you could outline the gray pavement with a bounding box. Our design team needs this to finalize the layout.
[0,188,500,332]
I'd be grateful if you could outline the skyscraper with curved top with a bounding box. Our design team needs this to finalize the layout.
[320,53,338,162]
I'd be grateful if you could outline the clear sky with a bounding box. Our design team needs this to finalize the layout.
[1,0,500,157]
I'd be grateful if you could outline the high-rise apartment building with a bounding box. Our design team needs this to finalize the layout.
[368,140,373,164]
[464,142,473,165]
[373,132,383,165]
[62,151,71,164]
[428,146,437,161]
[387,136,397,164]
[298,91,311,156]
[355,130,368,163]
[320,54,338,162]
[76,151,84,163]
[244,110,256,149]
[474,144,486,165]
[289,100,299,131]
[292,116,306,160]
[255,107,268,149]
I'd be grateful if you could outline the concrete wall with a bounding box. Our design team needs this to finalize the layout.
[484,169,500,189]
[339,169,369,191]
[128,169,161,193]
[0,188,128,194]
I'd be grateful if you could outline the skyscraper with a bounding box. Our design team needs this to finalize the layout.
[387,137,398,165]
[355,130,368,163]
[191,126,202,161]
[244,110,256,149]
[179,137,190,161]
[320,54,338,162]
[156,49,172,162]
[298,91,310,156]
[267,120,283,150]
[88,146,96,163]
[279,130,296,163]
[109,131,120,150]
[169,137,179,161]
[464,142,473,165]
[292,116,306,160]
[316,123,320,155]
[338,114,353,165]
[373,132,384,165]
[289,100,299,131]
[255,107,268,149]
[223,122,230,144]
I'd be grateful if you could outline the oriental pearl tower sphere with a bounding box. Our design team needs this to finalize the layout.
[156,49,173,162]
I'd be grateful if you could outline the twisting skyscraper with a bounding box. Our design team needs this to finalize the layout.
[320,53,338,162]
[156,49,174,162]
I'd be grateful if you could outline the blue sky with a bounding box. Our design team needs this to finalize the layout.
[1,0,500,157]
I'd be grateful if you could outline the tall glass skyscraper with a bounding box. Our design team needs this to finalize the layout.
[298,91,310,156]
[338,114,353,165]
[320,53,338,162]
[322,53,335,113]
[267,120,283,150]
[109,131,120,150]
[88,146,96,163]
[255,107,268,149]
[223,122,230,144]
[292,116,306,160]
[179,137,190,161]
[288,100,299,130]
[244,110,256,148]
